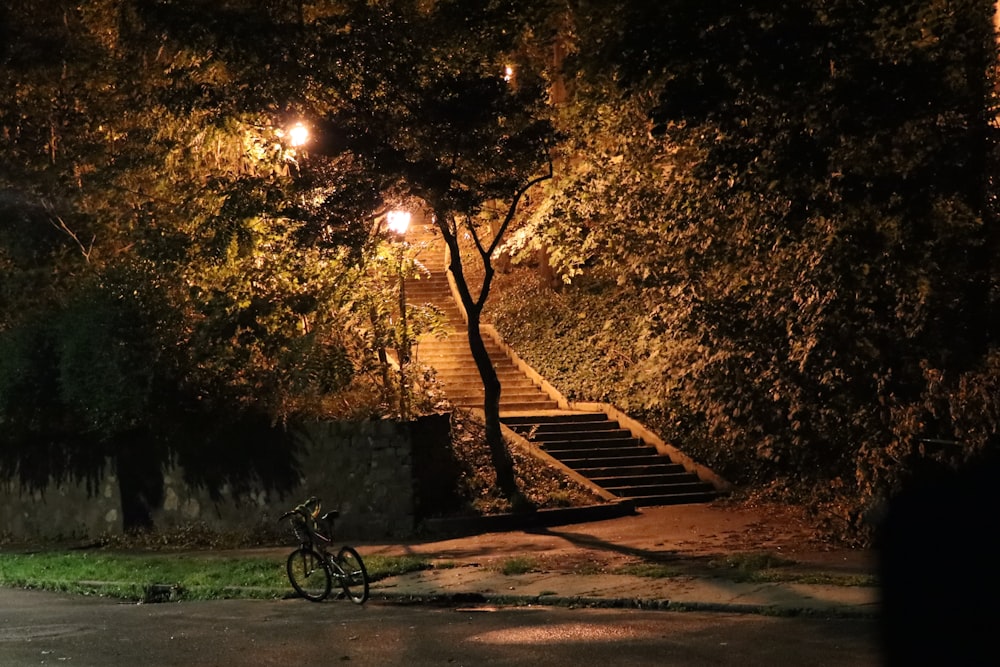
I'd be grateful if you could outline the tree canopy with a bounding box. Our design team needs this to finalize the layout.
[4,0,998,541]
[492,0,999,540]
[0,0,553,502]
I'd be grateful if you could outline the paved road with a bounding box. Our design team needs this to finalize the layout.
[1,588,880,666]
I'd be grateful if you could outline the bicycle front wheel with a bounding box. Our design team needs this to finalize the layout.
[286,547,332,602]
[334,546,369,604]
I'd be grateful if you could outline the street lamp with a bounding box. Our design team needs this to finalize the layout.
[387,210,411,418]
[387,210,411,237]
[288,122,309,147]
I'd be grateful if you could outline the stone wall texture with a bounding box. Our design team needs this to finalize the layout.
[0,464,122,541]
[1,416,449,543]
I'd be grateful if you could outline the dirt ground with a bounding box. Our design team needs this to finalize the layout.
[362,498,876,578]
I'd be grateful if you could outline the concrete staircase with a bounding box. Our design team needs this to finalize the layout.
[407,225,559,412]
[501,413,717,507]
[405,222,717,507]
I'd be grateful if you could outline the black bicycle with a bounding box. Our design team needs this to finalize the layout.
[280,497,369,604]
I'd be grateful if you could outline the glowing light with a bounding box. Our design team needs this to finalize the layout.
[288,122,309,147]
[503,65,514,82]
[386,210,411,236]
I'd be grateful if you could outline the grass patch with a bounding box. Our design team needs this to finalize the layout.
[431,560,460,570]
[613,563,685,579]
[0,550,431,601]
[704,551,876,586]
[569,562,606,576]
[364,554,432,579]
[494,556,538,575]
[780,573,878,587]
[708,551,795,582]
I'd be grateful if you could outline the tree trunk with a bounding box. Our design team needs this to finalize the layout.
[465,309,518,498]
[439,221,520,499]
[430,167,551,501]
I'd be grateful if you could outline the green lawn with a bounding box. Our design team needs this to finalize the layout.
[0,550,430,601]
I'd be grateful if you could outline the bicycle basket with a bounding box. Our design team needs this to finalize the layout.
[290,515,312,544]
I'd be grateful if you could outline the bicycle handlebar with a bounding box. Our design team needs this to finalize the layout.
[279,497,324,523]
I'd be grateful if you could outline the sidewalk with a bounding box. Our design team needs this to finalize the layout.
[360,501,880,618]
[370,565,878,617]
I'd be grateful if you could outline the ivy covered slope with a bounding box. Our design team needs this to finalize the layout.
[492,1,1000,543]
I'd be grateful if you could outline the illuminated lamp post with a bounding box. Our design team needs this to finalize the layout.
[387,210,411,418]
[288,122,309,147]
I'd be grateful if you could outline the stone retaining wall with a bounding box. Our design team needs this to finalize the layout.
[0,464,122,541]
[1,415,450,543]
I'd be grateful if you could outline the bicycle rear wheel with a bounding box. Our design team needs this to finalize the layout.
[334,546,369,604]
[286,547,332,602]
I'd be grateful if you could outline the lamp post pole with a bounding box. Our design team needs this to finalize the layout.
[387,210,411,419]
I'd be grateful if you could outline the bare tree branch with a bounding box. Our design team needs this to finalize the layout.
[486,160,553,259]
[45,209,94,263]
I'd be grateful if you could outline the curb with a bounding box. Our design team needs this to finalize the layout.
[2,580,877,619]
[368,590,878,619]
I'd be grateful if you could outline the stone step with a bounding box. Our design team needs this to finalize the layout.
[413,298,457,309]
[543,445,657,460]
[540,436,643,450]
[452,398,561,411]
[436,381,542,395]
[603,480,714,497]
[419,352,517,364]
[431,362,534,375]
[422,355,519,367]
[438,388,552,402]
[628,491,719,507]
[438,380,546,393]
[445,392,551,405]
[416,347,509,361]
[565,454,668,469]
[433,369,534,384]
[510,421,625,436]
[590,472,694,487]
[435,379,540,391]
[416,334,504,345]
[538,433,639,447]
[411,305,464,319]
[587,463,688,479]
[502,413,609,426]
[499,401,562,411]
[407,291,458,301]
[435,379,542,392]
[406,281,452,291]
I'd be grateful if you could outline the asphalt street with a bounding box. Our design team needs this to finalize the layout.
[0,587,881,666]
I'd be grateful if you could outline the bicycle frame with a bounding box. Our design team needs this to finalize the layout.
[285,507,338,556]
[280,498,369,604]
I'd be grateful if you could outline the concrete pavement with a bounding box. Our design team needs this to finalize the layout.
[2,501,880,618]
[359,502,879,618]
[369,563,879,617]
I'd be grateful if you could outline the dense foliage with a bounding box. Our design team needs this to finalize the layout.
[491,0,1000,541]
[5,0,997,541]
[0,0,550,505]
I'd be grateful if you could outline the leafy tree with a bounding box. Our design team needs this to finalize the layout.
[0,0,409,509]
[499,0,999,538]
[292,0,556,499]
[1,0,556,506]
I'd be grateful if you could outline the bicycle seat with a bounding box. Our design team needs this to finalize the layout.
[321,510,339,521]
